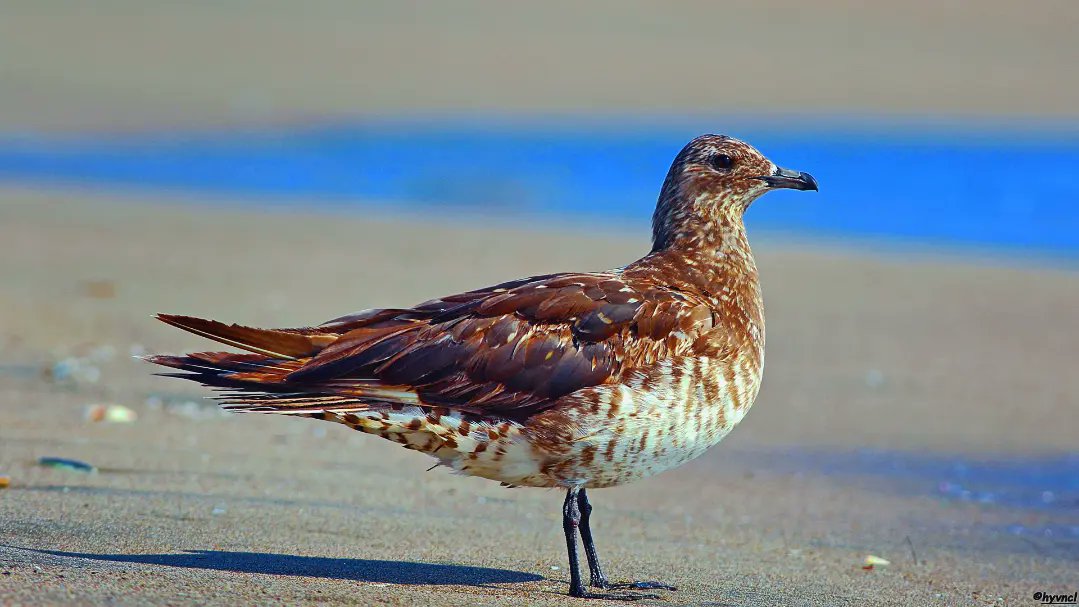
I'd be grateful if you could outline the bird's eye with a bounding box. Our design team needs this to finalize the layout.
[711,154,734,170]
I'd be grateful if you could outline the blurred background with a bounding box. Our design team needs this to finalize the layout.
[1,2,1077,605]
[2,1,1079,255]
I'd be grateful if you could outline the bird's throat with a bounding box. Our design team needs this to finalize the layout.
[634,210,765,355]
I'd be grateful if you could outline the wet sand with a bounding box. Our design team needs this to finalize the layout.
[0,191,1076,605]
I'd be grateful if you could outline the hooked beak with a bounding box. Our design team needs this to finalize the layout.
[757,166,818,191]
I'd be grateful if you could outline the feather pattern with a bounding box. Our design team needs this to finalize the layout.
[148,134,817,489]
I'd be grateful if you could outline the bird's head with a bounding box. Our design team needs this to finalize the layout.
[652,134,817,250]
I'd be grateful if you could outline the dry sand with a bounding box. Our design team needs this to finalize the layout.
[3,1,1079,133]
[0,191,1076,606]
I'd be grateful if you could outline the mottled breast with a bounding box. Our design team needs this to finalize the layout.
[527,350,763,488]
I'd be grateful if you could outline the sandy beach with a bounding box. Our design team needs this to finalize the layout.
[1,1,1078,604]
[0,191,1076,606]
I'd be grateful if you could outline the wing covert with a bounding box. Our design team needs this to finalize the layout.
[286,272,715,417]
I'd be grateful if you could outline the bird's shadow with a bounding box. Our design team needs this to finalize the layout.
[29,548,544,586]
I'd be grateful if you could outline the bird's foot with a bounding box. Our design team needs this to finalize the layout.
[571,579,676,600]
[586,591,661,601]
[570,587,661,601]
[595,579,678,592]
[591,577,673,590]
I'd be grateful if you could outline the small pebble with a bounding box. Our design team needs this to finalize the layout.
[84,404,137,424]
[38,457,96,473]
[862,554,890,570]
[0,475,10,489]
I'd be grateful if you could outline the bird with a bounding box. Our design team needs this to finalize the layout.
[147,134,817,600]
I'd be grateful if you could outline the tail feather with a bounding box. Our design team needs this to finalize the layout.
[149,314,424,415]
[155,314,335,359]
[144,351,421,413]
[144,352,304,390]
[151,351,296,372]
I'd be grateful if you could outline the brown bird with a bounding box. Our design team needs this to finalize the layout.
[148,134,817,600]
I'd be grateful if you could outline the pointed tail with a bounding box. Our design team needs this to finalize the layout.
[154,314,336,359]
[146,314,338,393]
[146,314,422,414]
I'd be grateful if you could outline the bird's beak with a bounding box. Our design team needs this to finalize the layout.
[757,166,818,191]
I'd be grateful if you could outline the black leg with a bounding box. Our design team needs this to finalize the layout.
[577,488,609,588]
[559,488,676,600]
[562,487,587,598]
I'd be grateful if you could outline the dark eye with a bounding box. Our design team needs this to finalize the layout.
[711,154,734,170]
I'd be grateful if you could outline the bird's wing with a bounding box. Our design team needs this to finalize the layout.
[151,272,718,418]
[291,271,715,416]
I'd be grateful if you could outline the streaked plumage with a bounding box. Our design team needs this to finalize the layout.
[149,134,817,599]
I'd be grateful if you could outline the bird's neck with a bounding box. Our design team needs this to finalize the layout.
[635,208,765,349]
[649,208,759,288]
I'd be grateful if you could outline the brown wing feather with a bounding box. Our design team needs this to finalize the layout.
[273,272,714,417]
[151,272,715,418]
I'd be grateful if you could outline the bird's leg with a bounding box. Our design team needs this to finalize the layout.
[562,487,587,598]
[561,488,675,600]
[576,488,609,588]
[575,488,679,595]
